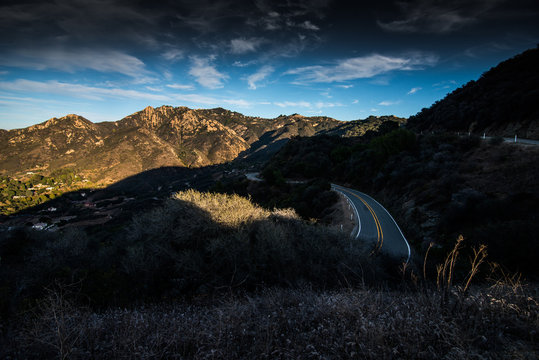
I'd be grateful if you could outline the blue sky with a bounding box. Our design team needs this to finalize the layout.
[0,0,537,129]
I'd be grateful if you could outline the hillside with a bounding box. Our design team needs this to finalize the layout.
[0,106,403,185]
[407,47,539,139]
[325,115,406,137]
[261,131,539,276]
[1,189,537,359]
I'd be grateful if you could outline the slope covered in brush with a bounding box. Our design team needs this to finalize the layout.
[407,47,539,139]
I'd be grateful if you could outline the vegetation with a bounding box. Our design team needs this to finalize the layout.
[212,176,339,222]
[0,190,374,318]
[1,167,537,359]
[263,128,417,188]
[262,130,539,277]
[0,169,92,215]
[408,46,539,139]
[1,238,537,359]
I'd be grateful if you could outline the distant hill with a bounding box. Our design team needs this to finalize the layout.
[325,115,406,138]
[0,106,401,183]
[407,46,539,139]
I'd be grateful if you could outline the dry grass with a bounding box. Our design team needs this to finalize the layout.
[174,189,275,228]
[3,283,537,359]
[2,191,537,358]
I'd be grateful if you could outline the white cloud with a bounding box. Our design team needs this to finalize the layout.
[188,56,228,89]
[230,38,264,54]
[163,70,173,81]
[320,91,332,98]
[298,20,319,31]
[274,101,311,108]
[352,99,359,104]
[315,102,343,108]
[433,80,457,89]
[336,84,354,89]
[0,79,250,109]
[285,53,438,83]
[378,100,401,106]
[166,83,195,91]
[407,87,422,95]
[223,99,252,107]
[171,93,221,105]
[0,79,169,101]
[232,60,254,67]
[162,49,184,62]
[247,65,274,90]
[0,48,151,79]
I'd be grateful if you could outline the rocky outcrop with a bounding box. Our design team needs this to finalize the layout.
[0,106,350,183]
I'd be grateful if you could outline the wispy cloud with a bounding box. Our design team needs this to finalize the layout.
[433,80,458,89]
[335,84,354,89]
[0,48,152,80]
[232,60,256,67]
[274,101,311,108]
[229,38,264,54]
[315,102,343,108]
[247,65,274,90]
[162,49,184,62]
[407,87,422,94]
[377,0,504,33]
[223,99,252,107]
[0,79,251,109]
[0,79,169,101]
[166,83,195,91]
[378,100,401,106]
[298,20,319,31]
[285,53,438,83]
[188,56,228,89]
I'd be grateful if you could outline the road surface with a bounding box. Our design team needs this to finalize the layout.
[501,137,539,145]
[332,184,410,263]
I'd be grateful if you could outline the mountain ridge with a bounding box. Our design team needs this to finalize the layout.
[0,106,404,183]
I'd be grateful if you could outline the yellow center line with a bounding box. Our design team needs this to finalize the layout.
[350,192,383,251]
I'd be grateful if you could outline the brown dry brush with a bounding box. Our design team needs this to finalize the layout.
[2,283,537,360]
[2,197,537,358]
[3,237,537,359]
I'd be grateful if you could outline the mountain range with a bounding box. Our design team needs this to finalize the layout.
[0,106,403,183]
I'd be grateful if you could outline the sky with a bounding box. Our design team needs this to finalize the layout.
[0,0,538,129]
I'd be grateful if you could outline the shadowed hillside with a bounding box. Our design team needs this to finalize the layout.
[262,131,539,276]
[407,46,539,139]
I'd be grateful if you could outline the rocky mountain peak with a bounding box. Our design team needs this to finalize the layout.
[0,105,403,182]
[28,114,94,132]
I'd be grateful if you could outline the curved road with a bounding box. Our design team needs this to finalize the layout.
[332,184,410,263]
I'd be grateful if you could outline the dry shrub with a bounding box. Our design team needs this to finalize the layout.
[6,284,537,359]
[174,189,274,227]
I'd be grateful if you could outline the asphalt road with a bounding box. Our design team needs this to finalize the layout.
[501,137,539,145]
[332,184,410,263]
